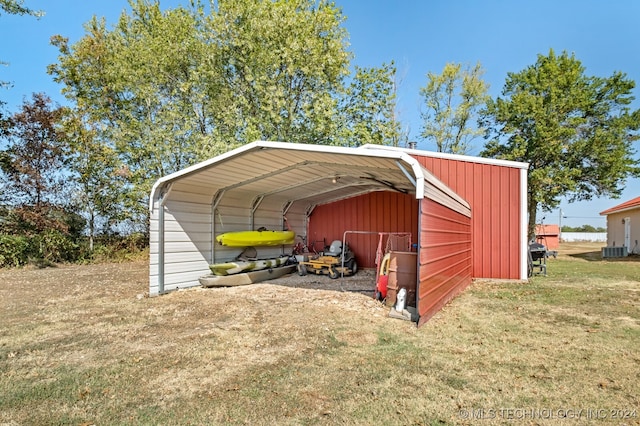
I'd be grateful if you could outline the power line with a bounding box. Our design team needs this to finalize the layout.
[563,216,606,219]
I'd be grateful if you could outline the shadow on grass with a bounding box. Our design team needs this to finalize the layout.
[568,251,640,262]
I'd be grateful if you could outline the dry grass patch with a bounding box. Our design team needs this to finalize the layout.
[1,243,639,425]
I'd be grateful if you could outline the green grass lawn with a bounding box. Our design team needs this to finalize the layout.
[1,244,638,425]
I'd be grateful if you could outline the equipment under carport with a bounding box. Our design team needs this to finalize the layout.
[383,251,417,307]
[296,240,358,279]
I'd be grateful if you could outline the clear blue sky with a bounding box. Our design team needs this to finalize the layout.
[1,0,639,228]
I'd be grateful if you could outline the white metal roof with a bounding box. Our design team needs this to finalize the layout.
[149,141,474,217]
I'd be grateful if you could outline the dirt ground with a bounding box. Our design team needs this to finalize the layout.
[0,260,392,337]
[0,241,618,330]
[258,265,379,292]
[0,255,401,367]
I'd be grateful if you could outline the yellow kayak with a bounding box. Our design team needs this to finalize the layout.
[215,230,295,247]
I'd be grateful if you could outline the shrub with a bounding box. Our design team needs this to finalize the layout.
[87,233,148,263]
[0,234,30,267]
[29,229,79,264]
[0,230,148,268]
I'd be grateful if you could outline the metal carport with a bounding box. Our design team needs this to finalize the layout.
[149,141,472,324]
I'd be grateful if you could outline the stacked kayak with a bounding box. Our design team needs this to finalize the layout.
[205,229,295,287]
[209,255,290,276]
[199,264,296,288]
[216,230,295,247]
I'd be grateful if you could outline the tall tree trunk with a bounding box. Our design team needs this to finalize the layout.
[527,195,537,243]
[89,210,95,252]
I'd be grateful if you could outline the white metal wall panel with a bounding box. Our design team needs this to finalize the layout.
[162,240,211,253]
[149,191,215,295]
[163,270,211,290]
[150,251,207,264]
[164,220,209,233]
[163,260,209,275]
[166,183,215,203]
[163,200,211,218]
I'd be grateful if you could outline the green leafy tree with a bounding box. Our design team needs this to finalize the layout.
[480,50,640,239]
[420,62,489,154]
[0,0,42,17]
[338,62,403,147]
[61,109,131,249]
[562,225,606,232]
[49,0,352,227]
[49,3,215,231]
[53,7,209,165]
[210,0,350,145]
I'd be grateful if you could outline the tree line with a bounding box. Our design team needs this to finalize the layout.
[1,0,638,267]
[561,225,606,233]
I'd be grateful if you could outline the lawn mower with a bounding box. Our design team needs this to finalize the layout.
[296,240,358,279]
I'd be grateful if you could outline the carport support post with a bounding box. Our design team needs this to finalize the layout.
[211,190,225,264]
[158,203,165,295]
[156,183,173,295]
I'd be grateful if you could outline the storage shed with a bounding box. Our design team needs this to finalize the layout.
[535,224,560,250]
[149,141,528,326]
[600,196,640,256]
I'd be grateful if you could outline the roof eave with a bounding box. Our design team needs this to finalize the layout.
[358,144,530,169]
[149,141,430,212]
[600,205,640,216]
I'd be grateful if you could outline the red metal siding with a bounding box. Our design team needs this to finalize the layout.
[535,224,560,250]
[415,156,521,279]
[417,197,472,326]
[308,191,418,268]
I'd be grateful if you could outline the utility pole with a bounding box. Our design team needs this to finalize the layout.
[559,209,563,242]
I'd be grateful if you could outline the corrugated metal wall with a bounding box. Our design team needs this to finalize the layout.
[417,197,472,326]
[308,156,522,280]
[149,182,309,295]
[307,191,419,268]
[414,156,521,279]
[149,182,214,295]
